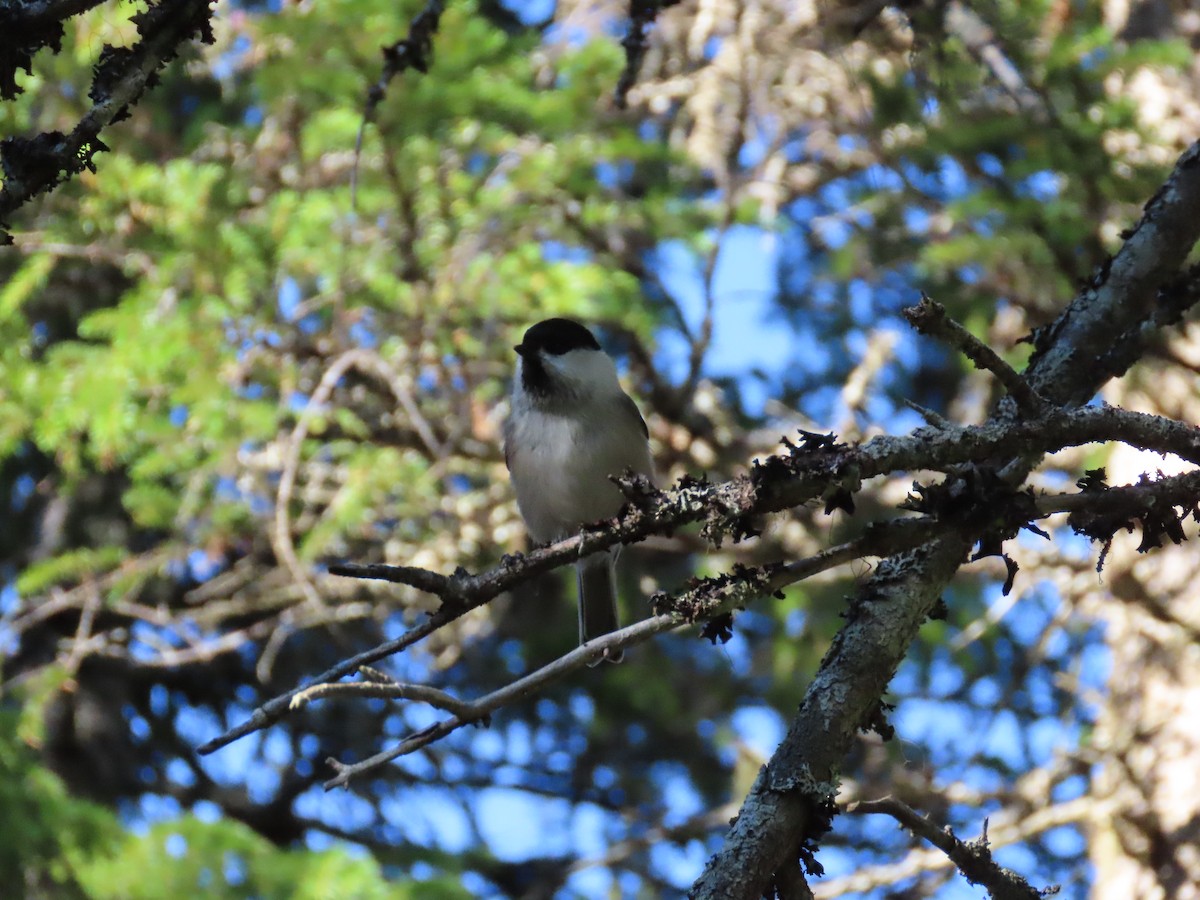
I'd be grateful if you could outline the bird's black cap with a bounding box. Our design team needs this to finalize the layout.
[514,318,601,357]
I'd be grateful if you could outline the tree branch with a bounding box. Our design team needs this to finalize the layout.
[0,0,108,100]
[818,795,1096,897]
[0,0,217,242]
[905,294,1049,416]
[322,518,948,788]
[689,138,1200,900]
[323,613,687,789]
[196,398,1200,761]
[290,676,476,719]
[852,798,1045,899]
[1024,141,1200,404]
[220,457,1200,786]
[203,515,941,763]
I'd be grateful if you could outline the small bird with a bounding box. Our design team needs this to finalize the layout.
[504,318,655,664]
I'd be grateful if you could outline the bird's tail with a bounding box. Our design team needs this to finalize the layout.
[576,554,624,666]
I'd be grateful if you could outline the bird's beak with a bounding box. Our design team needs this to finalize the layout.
[513,343,527,357]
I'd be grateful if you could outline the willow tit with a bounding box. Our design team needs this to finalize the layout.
[504,318,654,665]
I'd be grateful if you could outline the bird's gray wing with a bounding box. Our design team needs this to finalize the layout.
[620,393,649,439]
[502,418,514,471]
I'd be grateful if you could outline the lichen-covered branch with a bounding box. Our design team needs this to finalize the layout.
[319,519,958,788]
[0,0,108,100]
[0,0,216,243]
[200,515,943,759]
[853,799,1045,900]
[821,793,1096,897]
[688,139,1200,900]
[197,395,1200,763]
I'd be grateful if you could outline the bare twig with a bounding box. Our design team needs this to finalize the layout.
[569,802,740,873]
[905,294,1049,416]
[272,346,447,636]
[11,232,155,273]
[290,679,475,718]
[839,330,897,436]
[350,350,445,460]
[254,613,296,684]
[275,352,368,613]
[62,578,102,676]
[942,1,1048,116]
[685,211,735,392]
[819,794,1096,898]
[901,397,956,430]
[323,613,687,788]
[852,798,1045,899]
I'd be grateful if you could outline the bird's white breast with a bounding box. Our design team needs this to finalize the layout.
[506,399,652,543]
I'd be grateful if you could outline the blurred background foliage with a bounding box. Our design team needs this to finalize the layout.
[2,0,1199,896]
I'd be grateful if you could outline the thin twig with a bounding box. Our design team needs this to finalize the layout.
[820,794,1096,898]
[274,353,366,614]
[901,397,957,431]
[11,233,155,273]
[943,2,1048,117]
[290,679,475,718]
[271,347,447,637]
[63,578,102,676]
[904,294,1049,416]
[254,613,296,684]
[568,802,740,873]
[851,798,1045,899]
[685,220,732,392]
[839,330,897,436]
[354,350,445,459]
[1036,467,1200,516]
[323,613,687,788]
